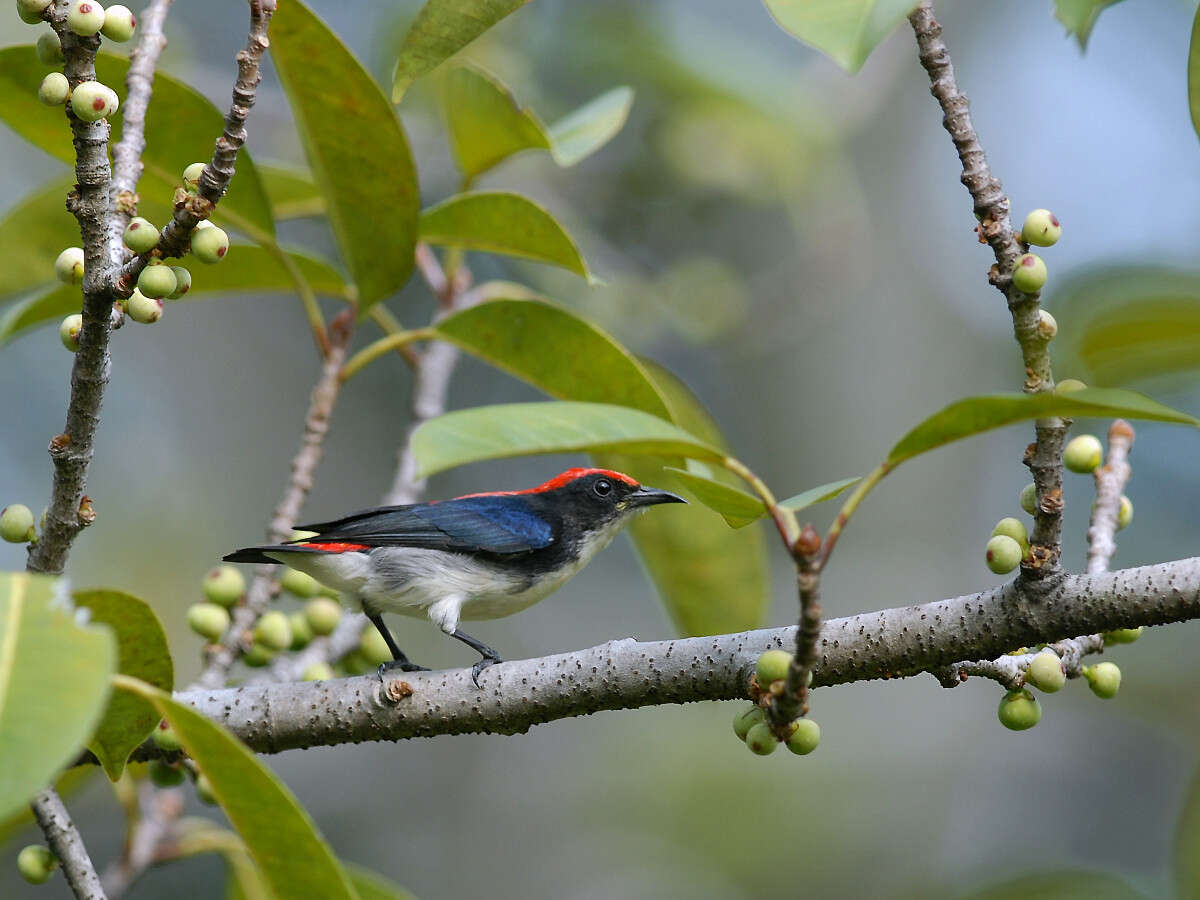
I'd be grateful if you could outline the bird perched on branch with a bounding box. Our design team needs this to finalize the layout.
[225,468,685,685]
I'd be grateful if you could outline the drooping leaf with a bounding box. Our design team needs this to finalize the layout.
[1191,5,1200,142]
[74,590,172,781]
[664,467,766,528]
[963,869,1148,900]
[779,477,862,512]
[259,164,325,220]
[345,863,419,900]
[391,0,532,102]
[412,401,722,478]
[114,676,359,900]
[546,86,635,167]
[1054,0,1127,49]
[761,0,920,73]
[419,192,593,281]
[0,573,115,822]
[271,1,419,309]
[888,389,1199,466]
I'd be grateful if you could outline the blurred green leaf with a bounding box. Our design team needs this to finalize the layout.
[438,66,550,184]
[0,177,75,300]
[391,0,532,102]
[74,589,172,782]
[271,1,419,309]
[1176,762,1200,899]
[546,86,635,167]
[779,477,862,512]
[114,677,359,900]
[762,0,920,73]
[888,389,1199,465]
[0,246,348,347]
[962,869,1147,900]
[346,863,418,900]
[664,467,766,528]
[1054,0,1126,49]
[1191,6,1200,141]
[259,164,325,220]
[0,768,94,849]
[413,402,722,478]
[0,573,115,822]
[420,192,593,281]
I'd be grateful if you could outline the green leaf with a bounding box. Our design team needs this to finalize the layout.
[345,863,418,900]
[0,177,75,300]
[259,164,325,220]
[888,389,1199,466]
[0,768,94,849]
[779,477,862,512]
[0,246,348,347]
[1176,762,1200,899]
[412,401,722,478]
[762,0,920,73]
[73,590,172,782]
[546,86,635,167]
[0,573,115,822]
[1192,6,1200,142]
[391,0,532,102]
[419,192,593,281]
[114,677,359,900]
[664,467,766,528]
[963,870,1148,900]
[1054,0,1126,49]
[271,1,419,310]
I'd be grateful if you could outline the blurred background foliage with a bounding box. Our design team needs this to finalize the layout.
[3,0,1200,897]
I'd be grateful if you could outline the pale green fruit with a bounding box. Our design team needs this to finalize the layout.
[732,705,765,741]
[745,722,777,756]
[55,247,84,284]
[37,71,69,105]
[124,288,162,323]
[16,844,57,885]
[1085,662,1121,699]
[59,313,82,352]
[1036,309,1057,340]
[254,610,292,652]
[166,266,191,298]
[1054,378,1087,394]
[1064,435,1103,473]
[985,535,1022,575]
[1103,627,1142,645]
[182,161,206,192]
[756,649,791,687]
[191,223,229,263]
[359,626,393,667]
[100,3,134,40]
[122,216,158,254]
[70,80,118,121]
[1025,651,1065,693]
[1019,482,1038,516]
[0,504,35,543]
[302,662,335,682]
[16,0,51,24]
[1021,208,1061,247]
[1117,495,1133,531]
[36,30,62,64]
[148,759,184,786]
[304,596,341,636]
[280,566,320,598]
[186,602,230,642]
[338,650,371,676]
[997,688,1042,730]
[288,611,313,650]
[67,0,105,35]
[1011,253,1047,293]
[991,517,1029,555]
[202,564,245,607]
[151,720,182,752]
[786,718,821,755]
[137,262,176,300]
[194,773,217,806]
[242,642,276,667]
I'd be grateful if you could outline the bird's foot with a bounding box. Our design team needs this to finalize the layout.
[470,654,502,688]
[377,659,430,681]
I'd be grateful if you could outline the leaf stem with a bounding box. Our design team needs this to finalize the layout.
[721,456,796,545]
[818,462,891,570]
[339,328,434,382]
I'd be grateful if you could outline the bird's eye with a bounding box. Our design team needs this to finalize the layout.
[593,479,612,497]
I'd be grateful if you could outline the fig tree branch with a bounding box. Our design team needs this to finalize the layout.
[30,787,107,900]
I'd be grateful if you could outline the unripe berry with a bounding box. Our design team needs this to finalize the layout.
[148,759,184,787]
[137,262,176,300]
[991,517,1029,556]
[100,3,134,41]
[1117,495,1133,531]
[55,246,84,284]
[151,720,182,752]
[190,223,229,263]
[60,313,82,352]
[242,642,275,667]
[756,649,791,688]
[17,845,57,884]
[16,0,51,24]
[186,602,230,642]
[253,610,292,652]
[744,722,777,756]
[302,662,335,681]
[1019,482,1038,516]
[1036,309,1057,340]
[1064,434,1103,473]
[202,565,244,607]
[0,504,36,543]
[37,71,69,106]
[70,80,118,122]
[786,718,820,755]
[36,30,62,64]
[124,288,162,324]
[182,161,206,192]
[122,216,158,254]
[1012,253,1047,293]
[66,0,105,35]
[1103,627,1142,645]
[166,266,191,298]
[304,596,341,636]
[1025,651,1066,693]
[338,650,370,676]
[194,772,217,805]
[1021,208,1061,247]
[359,626,393,667]
[997,688,1042,730]
[732,704,765,741]
[1084,661,1121,698]
[985,534,1022,574]
[288,611,313,650]
[281,566,320,598]
[1054,378,1088,394]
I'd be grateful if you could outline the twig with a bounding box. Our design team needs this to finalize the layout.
[100,781,184,898]
[1086,420,1134,574]
[933,634,1104,688]
[30,788,107,900]
[908,2,1066,576]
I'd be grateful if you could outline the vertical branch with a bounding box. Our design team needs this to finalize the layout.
[1086,420,1134,574]
[30,788,107,900]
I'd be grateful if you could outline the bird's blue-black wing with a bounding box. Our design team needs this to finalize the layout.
[295,496,553,555]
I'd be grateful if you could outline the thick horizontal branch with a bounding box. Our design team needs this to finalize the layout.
[154,557,1200,754]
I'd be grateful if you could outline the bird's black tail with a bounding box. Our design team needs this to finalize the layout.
[223,546,289,565]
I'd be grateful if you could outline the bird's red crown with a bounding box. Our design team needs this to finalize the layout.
[455,468,638,500]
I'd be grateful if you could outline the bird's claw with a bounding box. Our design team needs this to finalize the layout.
[470,655,501,688]
[377,659,430,682]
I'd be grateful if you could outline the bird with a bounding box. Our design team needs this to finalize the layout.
[224,468,685,685]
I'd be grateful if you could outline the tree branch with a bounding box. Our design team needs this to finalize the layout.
[30,788,107,900]
[1086,420,1133,574]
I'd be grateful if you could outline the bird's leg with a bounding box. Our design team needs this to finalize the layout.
[367,612,429,675]
[450,629,504,687]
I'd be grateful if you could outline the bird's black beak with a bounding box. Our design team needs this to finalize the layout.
[628,486,687,508]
